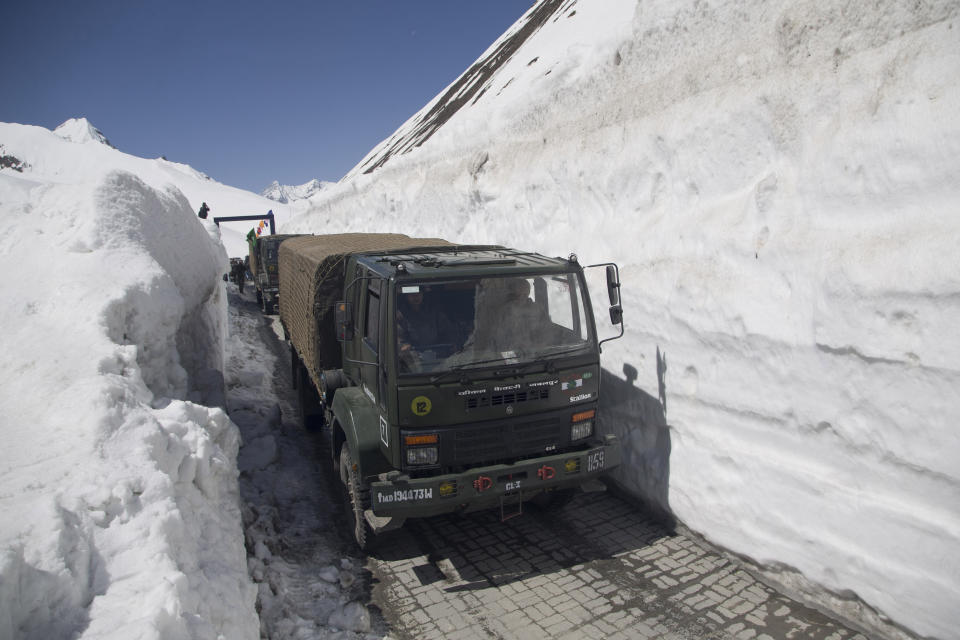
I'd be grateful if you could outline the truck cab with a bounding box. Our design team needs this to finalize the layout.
[323,245,623,547]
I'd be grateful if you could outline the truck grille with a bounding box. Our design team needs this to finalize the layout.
[451,417,563,466]
[464,387,549,410]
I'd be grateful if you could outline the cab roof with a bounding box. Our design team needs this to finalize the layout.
[356,245,579,280]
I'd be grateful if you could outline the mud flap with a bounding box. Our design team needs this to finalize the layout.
[364,510,406,534]
[500,491,522,521]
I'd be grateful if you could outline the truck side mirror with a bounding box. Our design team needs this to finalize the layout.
[586,260,625,351]
[609,304,623,326]
[335,301,353,341]
[606,265,620,306]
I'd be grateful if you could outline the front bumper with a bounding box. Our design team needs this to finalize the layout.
[369,434,620,518]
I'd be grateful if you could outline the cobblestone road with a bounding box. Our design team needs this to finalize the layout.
[366,491,868,640]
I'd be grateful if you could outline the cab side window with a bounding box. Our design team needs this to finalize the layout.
[364,277,382,352]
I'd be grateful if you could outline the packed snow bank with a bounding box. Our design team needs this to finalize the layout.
[0,120,298,260]
[289,0,960,637]
[0,125,257,638]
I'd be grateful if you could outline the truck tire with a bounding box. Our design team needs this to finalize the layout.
[296,361,324,431]
[340,443,374,551]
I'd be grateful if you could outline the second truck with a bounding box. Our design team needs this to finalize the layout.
[278,233,625,548]
[248,233,304,314]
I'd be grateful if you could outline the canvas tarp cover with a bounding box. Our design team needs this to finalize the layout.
[279,233,455,376]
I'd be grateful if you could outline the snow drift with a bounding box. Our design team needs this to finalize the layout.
[0,123,258,639]
[287,0,960,637]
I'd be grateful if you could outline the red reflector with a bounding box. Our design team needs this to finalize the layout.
[405,434,438,446]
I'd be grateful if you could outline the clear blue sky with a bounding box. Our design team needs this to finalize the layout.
[0,1,532,192]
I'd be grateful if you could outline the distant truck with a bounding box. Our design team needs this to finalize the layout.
[278,233,625,549]
[248,233,304,314]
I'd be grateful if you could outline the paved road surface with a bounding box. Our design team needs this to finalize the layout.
[365,492,868,640]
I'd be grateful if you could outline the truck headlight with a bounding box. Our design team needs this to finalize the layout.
[406,447,438,465]
[571,409,595,441]
[570,421,593,441]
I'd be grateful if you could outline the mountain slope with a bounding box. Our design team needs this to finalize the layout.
[261,178,331,203]
[53,117,115,147]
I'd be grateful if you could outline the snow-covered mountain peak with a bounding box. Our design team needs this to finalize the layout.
[53,117,114,147]
[261,178,331,203]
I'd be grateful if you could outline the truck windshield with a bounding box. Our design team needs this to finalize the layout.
[396,274,593,374]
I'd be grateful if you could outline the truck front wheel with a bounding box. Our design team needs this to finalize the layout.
[339,443,374,551]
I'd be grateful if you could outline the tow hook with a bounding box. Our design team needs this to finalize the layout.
[537,465,556,480]
[473,476,493,492]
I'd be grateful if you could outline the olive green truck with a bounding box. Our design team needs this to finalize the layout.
[278,233,624,548]
[248,233,304,314]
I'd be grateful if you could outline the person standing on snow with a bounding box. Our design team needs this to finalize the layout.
[198,202,210,219]
[231,259,246,293]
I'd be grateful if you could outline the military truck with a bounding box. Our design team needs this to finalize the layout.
[248,233,304,314]
[279,233,625,549]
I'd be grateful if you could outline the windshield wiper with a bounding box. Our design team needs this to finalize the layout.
[429,345,590,385]
[535,343,591,359]
[428,356,520,385]
[499,345,590,376]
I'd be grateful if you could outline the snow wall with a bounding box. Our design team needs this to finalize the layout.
[0,125,257,639]
[288,1,960,638]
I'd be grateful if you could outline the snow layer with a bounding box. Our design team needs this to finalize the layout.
[288,0,960,637]
[0,123,259,638]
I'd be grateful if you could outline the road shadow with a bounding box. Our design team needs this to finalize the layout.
[599,356,674,528]
[370,487,676,593]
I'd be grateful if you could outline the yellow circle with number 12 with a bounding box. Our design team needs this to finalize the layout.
[411,396,432,416]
